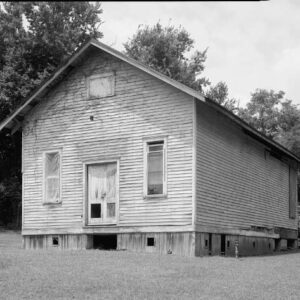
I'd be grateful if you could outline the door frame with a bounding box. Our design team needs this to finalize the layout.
[83,159,120,226]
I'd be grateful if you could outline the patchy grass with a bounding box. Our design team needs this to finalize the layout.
[0,231,300,299]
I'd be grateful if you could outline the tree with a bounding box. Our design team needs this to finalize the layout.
[0,2,103,121]
[238,89,300,138]
[275,123,300,157]
[205,81,238,112]
[0,2,103,227]
[124,22,209,92]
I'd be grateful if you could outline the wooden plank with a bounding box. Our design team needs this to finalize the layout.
[22,225,194,236]
[118,232,195,256]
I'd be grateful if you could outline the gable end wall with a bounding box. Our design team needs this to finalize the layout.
[22,49,194,232]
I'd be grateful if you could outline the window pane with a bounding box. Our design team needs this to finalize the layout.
[106,163,117,200]
[45,152,60,202]
[46,177,60,202]
[149,145,163,152]
[107,203,115,218]
[148,151,163,195]
[45,152,59,177]
[91,204,101,218]
[148,152,163,172]
[88,165,106,201]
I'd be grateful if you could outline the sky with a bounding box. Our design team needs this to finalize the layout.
[100,1,300,107]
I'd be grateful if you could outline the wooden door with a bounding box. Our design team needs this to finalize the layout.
[87,162,117,224]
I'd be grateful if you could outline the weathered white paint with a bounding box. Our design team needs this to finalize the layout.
[22,49,194,232]
[21,45,298,242]
[195,101,298,231]
[0,39,206,131]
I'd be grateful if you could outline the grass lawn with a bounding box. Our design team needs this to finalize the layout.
[0,231,300,299]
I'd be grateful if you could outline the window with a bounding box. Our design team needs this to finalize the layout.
[88,73,115,99]
[44,151,61,203]
[144,138,167,197]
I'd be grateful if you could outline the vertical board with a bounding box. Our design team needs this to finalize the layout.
[117,232,195,256]
[289,167,297,219]
[23,234,89,250]
[195,233,276,257]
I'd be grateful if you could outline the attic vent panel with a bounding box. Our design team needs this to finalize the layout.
[88,73,115,99]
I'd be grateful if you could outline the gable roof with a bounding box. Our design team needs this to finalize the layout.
[0,38,299,162]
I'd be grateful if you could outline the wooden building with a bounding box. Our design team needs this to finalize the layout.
[0,39,298,256]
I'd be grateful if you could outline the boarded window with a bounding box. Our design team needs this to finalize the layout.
[88,73,115,98]
[289,166,297,219]
[44,152,60,203]
[146,140,165,195]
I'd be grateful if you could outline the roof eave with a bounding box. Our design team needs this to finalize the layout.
[204,98,300,162]
[0,38,298,163]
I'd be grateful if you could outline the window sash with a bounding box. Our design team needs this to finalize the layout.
[44,151,61,203]
[145,139,166,196]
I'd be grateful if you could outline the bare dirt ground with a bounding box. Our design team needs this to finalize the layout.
[1,230,300,300]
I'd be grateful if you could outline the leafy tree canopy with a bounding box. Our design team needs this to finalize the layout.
[0,1,103,227]
[124,22,210,92]
[276,123,300,157]
[205,81,238,112]
[238,89,300,138]
[0,1,103,121]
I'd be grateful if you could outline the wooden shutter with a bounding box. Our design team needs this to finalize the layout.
[289,166,297,219]
[88,73,114,98]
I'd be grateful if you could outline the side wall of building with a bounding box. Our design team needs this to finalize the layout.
[195,101,298,232]
[22,48,194,233]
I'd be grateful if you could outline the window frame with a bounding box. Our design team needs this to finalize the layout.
[43,150,62,205]
[83,159,120,226]
[143,137,168,198]
[87,72,115,99]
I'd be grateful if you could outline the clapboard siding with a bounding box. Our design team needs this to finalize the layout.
[22,49,193,230]
[195,101,297,230]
